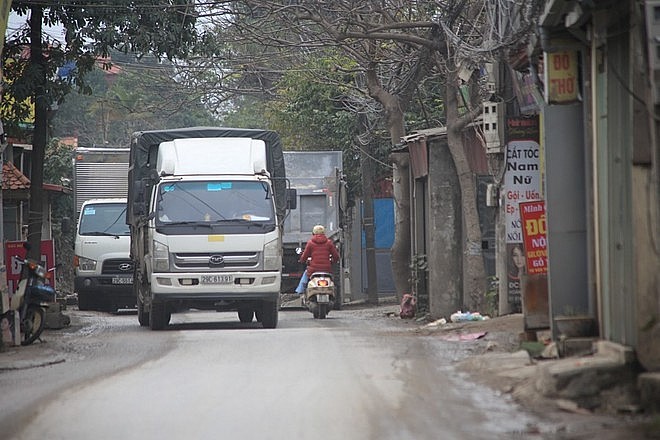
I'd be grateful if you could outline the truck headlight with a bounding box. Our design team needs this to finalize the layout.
[263,238,281,271]
[153,240,170,272]
[76,255,97,271]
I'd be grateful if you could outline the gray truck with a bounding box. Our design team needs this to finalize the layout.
[281,151,347,307]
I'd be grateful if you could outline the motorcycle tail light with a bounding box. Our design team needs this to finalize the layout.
[318,279,329,287]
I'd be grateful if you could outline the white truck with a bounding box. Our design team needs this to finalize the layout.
[127,127,293,330]
[73,147,134,312]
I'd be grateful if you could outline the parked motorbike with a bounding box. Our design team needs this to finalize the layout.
[303,272,336,319]
[8,256,56,345]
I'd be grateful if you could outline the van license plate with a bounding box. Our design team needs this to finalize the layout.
[112,276,133,285]
[201,275,233,284]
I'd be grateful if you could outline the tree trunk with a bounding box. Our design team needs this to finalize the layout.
[27,6,47,262]
[365,65,411,299]
[359,116,379,305]
[389,152,410,299]
[445,75,487,311]
[385,104,411,299]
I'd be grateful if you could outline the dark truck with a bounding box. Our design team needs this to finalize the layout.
[281,151,347,308]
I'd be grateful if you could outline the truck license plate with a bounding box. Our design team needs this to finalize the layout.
[112,276,133,285]
[201,275,233,284]
[316,294,330,303]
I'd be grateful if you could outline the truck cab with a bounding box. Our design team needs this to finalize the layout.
[74,198,134,312]
[128,128,290,330]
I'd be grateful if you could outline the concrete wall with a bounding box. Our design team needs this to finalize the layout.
[633,166,660,371]
[543,103,590,332]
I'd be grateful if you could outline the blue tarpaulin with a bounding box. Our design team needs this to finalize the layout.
[362,198,394,249]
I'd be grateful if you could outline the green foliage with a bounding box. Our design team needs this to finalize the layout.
[483,276,499,318]
[44,138,75,293]
[2,1,199,137]
[43,138,73,186]
[219,96,272,130]
[264,56,377,203]
[405,78,447,130]
[51,53,217,146]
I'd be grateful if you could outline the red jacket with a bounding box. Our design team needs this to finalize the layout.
[299,234,340,276]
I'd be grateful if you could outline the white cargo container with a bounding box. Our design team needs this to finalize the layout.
[73,148,134,312]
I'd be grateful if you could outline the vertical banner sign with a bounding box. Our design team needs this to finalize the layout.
[504,116,542,311]
[5,240,56,295]
[545,50,579,103]
[519,201,548,275]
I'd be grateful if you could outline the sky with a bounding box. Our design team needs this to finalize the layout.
[6,11,65,43]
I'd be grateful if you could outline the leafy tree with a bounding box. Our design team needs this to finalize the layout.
[198,0,543,312]
[2,0,199,261]
[52,54,217,147]
[43,138,74,294]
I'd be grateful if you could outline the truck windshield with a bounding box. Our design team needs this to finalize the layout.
[79,203,130,236]
[155,181,275,226]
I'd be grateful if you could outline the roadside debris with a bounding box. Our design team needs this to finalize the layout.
[399,293,416,319]
[437,331,488,342]
[450,311,489,322]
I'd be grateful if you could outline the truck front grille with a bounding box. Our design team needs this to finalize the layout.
[102,259,134,275]
[172,252,261,271]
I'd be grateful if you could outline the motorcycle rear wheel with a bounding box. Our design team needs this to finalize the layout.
[317,303,328,319]
[21,304,45,346]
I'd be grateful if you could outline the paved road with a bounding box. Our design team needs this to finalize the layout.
[0,306,561,439]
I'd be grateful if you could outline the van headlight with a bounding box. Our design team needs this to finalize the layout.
[263,238,281,271]
[153,240,170,272]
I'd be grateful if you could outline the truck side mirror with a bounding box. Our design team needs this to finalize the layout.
[287,188,297,210]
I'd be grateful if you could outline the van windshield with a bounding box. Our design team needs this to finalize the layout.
[79,203,129,236]
[155,180,275,226]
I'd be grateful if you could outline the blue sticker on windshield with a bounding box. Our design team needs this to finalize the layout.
[208,182,232,191]
[163,184,176,192]
[83,207,96,215]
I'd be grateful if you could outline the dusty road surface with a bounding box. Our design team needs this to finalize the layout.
[0,303,654,439]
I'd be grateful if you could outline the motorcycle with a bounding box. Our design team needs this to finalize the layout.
[303,272,336,319]
[7,256,56,345]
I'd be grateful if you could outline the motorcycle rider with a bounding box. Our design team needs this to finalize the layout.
[295,224,340,295]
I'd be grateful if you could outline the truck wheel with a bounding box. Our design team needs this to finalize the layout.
[149,301,170,330]
[137,295,149,327]
[238,308,254,323]
[260,300,278,329]
[77,292,92,311]
[104,303,118,314]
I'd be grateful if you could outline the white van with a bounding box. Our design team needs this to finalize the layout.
[74,198,134,312]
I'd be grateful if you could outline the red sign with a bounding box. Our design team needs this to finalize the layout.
[5,240,56,294]
[519,201,548,275]
[546,50,578,103]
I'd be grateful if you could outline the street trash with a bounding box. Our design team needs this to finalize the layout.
[449,311,489,323]
[438,331,487,342]
[399,293,416,319]
[423,318,447,328]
